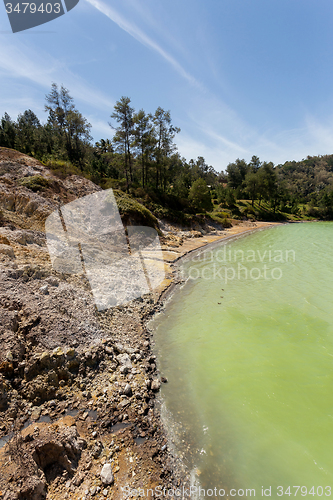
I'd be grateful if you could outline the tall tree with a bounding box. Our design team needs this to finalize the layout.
[153,107,180,191]
[133,110,155,188]
[15,109,41,156]
[0,113,16,149]
[110,97,135,191]
[45,83,91,167]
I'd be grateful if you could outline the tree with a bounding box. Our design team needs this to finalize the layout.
[45,83,92,167]
[0,113,16,149]
[133,110,155,188]
[110,97,135,191]
[245,171,259,206]
[189,178,212,211]
[226,158,248,192]
[15,110,41,156]
[248,155,261,172]
[153,107,180,191]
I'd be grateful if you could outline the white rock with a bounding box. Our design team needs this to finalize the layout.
[100,463,114,485]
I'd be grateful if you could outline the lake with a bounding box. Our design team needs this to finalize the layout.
[152,222,333,500]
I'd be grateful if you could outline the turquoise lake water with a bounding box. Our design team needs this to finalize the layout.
[152,222,333,499]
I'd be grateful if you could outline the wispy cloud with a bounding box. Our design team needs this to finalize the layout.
[84,0,203,90]
[0,41,114,112]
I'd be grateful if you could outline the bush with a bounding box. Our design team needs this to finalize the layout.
[18,174,52,192]
[44,159,81,179]
[189,179,212,211]
[112,190,159,229]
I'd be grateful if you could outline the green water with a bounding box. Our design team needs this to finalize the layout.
[153,223,333,499]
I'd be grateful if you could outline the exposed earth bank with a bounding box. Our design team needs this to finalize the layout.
[0,148,277,500]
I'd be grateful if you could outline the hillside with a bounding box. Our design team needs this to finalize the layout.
[0,147,190,500]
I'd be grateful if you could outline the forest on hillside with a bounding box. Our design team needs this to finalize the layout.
[1,83,333,222]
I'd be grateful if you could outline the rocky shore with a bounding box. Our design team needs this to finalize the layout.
[0,147,277,500]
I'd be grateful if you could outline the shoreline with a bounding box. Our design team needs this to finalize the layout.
[145,220,283,484]
[145,220,284,497]
[157,221,282,303]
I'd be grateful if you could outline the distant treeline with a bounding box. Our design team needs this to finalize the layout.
[1,83,333,218]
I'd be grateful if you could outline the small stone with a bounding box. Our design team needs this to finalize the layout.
[161,376,168,383]
[31,407,41,421]
[151,379,161,391]
[5,351,13,362]
[100,463,114,485]
[45,276,59,287]
[92,431,97,438]
[103,488,108,496]
[39,284,49,295]
[52,347,64,357]
[66,348,76,358]
[90,486,97,496]
[0,244,14,257]
[123,384,132,396]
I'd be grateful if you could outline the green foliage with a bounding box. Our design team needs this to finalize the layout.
[189,178,212,211]
[44,159,81,178]
[113,190,158,229]
[18,174,52,192]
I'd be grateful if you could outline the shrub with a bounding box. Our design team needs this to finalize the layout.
[44,159,81,179]
[111,190,159,229]
[189,179,212,211]
[18,174,52,192]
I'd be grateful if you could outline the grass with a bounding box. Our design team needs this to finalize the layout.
[44,159,82,179]
[18,174,53,192]
[112,190,159,230]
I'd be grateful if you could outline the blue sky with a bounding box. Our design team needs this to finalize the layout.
[1,0,333,171]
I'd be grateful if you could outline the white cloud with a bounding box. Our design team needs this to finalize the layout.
[84,0,203,90]
[0,41,114,112]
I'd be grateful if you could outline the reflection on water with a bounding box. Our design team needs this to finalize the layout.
[153,223,333,499]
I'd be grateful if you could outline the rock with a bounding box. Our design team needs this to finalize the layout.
[103,489,109,497]
[0,378,8,410]
[45,276,59,287]
[92,440,103,458]
[5,351,13,362]
[0,243,14,257]
[39,352,51,369]
[161,376,168,383]
[100,463,114,485]
[123,384,132,396]
[0,234,10,245]
[47,370,59,387]
[31,407,42,421]
[65,348,76,359]
[151,379,161,391]
[39,284,49,295]
[116,353,132,374]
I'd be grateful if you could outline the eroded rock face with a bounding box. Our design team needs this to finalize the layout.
[0,419,86,500]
